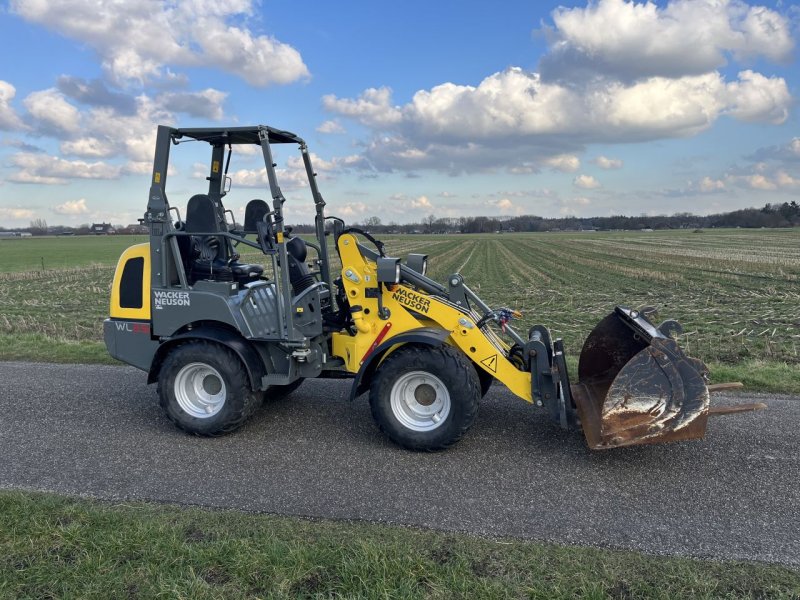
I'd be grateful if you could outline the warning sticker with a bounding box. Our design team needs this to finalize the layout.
[480,354,497,373]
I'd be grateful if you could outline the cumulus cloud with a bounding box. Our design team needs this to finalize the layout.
[53,198,89,215]
[10,0,309,86]
[0,207,36,220]
[23,88,81,134]
[8,153,121,184]
[732,173,777,190]
[0,81,25,130]
[60,137,117,158]
[542,154,580,172]
[322,87,402,128]
[317,120,345,134]
[487,197,523,215]
[325,68,791,173]
[539,0,793,82]
[698,176,726,192]
[724,70,791,124]
[573,174,601,189]
[410,195,433,209]
[321,0,792,174]
[593,156,623,169]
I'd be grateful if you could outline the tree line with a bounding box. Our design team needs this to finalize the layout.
[3,201,798,236]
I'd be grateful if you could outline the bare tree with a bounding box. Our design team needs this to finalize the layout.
[29,218,48,235]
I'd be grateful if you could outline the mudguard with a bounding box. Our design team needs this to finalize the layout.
[147,325,267,391]
[349,327,450,401]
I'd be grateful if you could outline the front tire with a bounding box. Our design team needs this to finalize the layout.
[157,341,259,436]
[369,344,480,451]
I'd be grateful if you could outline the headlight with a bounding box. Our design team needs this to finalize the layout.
[377,257,401,283]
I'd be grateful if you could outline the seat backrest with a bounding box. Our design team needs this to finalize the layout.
[184,194,219,234]
[243,199,270,234]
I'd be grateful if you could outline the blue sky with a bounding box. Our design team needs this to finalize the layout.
[0,0,798,228]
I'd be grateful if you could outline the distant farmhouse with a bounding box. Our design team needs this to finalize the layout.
[91,222,116,235]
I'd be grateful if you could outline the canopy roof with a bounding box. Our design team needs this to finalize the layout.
[171,125,304,146]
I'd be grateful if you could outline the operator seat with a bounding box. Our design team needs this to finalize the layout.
[285,235,317,295]
[184,194,263,285]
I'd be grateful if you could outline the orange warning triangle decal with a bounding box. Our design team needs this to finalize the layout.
[480,354,498,373]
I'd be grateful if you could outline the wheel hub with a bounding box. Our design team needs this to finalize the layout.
[390,371,450,431]
[174,362,227,419]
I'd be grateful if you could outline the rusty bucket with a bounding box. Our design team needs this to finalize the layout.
[570,307,715,449]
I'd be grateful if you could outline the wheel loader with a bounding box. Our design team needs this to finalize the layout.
[104,124,764,450]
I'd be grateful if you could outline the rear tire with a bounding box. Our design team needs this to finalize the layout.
[157,341,259,436]
[369,344,480,451]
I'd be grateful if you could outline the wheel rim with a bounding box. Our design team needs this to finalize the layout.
[390,371,450,432]
[174,362,227,418]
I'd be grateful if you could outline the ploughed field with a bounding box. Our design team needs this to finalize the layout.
[1,229,798,370]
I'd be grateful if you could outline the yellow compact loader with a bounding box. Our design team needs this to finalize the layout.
[105,125,764,450]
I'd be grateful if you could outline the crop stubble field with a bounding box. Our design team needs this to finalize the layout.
[1,229,798,382]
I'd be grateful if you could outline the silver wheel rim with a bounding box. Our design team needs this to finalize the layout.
[390,371,450,432]
[174,362,227,419]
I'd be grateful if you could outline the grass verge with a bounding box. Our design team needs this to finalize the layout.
[0,334,115,365]
[1,491,798,600]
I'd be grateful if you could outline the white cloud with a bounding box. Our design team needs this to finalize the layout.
[0,81,25,130]
[317,120,345,134]
[0,207,35,220]
[410,195,433,209]
[322,87,402,128]
[542,154,580,172]
[724,70,791,124]
[336,202,369,217]
[593,155,623,169]
[8,153,122,184]
[197,20,309,87]
[60,137,116,158]
[733,173,777,190]
[10,0,309,86]
[487,197,523,215]
[539,0,793,82]
[53,198,89,215]
[23,88,81,133]
[573,174,601,189]
[698,176,725,192]
[325,68,791,173]
[775,171,800,188]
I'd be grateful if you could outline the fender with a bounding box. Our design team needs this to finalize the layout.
[147,325,267,391]
[349,327,450,401]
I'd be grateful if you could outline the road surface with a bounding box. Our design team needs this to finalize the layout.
[0,362,797,565]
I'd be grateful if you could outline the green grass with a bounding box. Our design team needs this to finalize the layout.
[1,230,799,393]
[0,235,147,272]
[1,490,798,600]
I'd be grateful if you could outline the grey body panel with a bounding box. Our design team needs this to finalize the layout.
[103,319,159,372]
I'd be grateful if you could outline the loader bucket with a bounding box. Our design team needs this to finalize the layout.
[570,307,711,449]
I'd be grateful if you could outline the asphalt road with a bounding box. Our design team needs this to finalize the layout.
[1,361,798,565]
